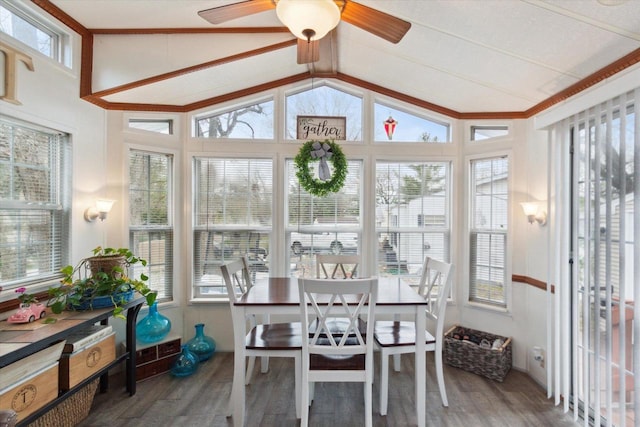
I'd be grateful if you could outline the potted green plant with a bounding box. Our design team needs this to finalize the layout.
[48,246,157,319]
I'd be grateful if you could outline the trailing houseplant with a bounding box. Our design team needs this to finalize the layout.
[48,246,157,319]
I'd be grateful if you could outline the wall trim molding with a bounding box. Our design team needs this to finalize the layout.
[512,274,555,294]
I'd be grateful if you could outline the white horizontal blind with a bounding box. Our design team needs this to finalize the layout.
[193,157,272,296]
[375,161,451,288]
[129,150,173,301]
[0,118,71,288]
[286,159,362,277]
[469,156,508,307]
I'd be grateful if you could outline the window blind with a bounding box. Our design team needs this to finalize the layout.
[193,157,273,296]
[469,156,508,307]
[0,118,71,288]
[129,150,173,301]
[374,161,451,287]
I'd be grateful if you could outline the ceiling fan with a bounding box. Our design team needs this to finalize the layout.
[198,0,411,64]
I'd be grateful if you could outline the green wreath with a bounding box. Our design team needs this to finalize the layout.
[294,140,347,197]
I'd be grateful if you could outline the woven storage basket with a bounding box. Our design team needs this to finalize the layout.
[443,325,512,382]
[88,255,127,278]
[28,379,98,427]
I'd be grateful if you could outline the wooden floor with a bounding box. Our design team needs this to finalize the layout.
[77,352,580,427]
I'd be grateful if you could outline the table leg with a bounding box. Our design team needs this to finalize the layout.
[415,308,426,427]
[231,308,246,426]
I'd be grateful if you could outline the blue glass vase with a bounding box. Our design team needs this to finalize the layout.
[170,345,199,377]
[186,323,216,362]
[136,302,171,344]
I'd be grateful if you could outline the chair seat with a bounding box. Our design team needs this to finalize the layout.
[246,322,302,350]
[308,335,367,370]
[374,321,436,347]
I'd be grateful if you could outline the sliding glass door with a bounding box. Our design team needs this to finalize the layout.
[571,92,638,426]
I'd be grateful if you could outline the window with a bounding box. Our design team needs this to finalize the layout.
[0,2,64,62]
[128,119,173,135]
[287,159,362,276]
[195,100,274,139]
[471,125,509,141]
[193,158,272,297]
[286,84,363,141]
[375,161,451,287]
[469,156,508,307]
[0,117,71,289]
[129,150,174,302]
[374,102,450,142]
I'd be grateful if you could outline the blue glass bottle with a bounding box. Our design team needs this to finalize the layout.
[136,302,171,344]
[186,323,216,362]
[170,345,199,377]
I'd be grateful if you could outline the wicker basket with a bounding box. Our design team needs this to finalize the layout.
[28,379,98,427]
[443,325,512,382]
[88,254,127,278]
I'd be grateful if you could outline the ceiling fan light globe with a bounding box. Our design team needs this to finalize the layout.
[276,0,340,41]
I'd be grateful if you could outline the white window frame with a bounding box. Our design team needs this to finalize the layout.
[0,0,72,68]
[465,151,512,311]
[373,159,452,281]
[191,155,274,300]
[128,148,175,303]
[0,116,71,299]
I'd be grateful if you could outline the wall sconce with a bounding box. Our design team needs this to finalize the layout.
[84,199,115,222]
[520,202,547,226]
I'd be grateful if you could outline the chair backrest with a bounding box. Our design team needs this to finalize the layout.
[416,257,453,334]
[220,256,253,303]
[315,254,361,279]
[298,277,377,358]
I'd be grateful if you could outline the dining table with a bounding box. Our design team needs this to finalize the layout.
[229,276,429,427]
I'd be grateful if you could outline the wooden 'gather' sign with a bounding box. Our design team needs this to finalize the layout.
[296,116,346,140]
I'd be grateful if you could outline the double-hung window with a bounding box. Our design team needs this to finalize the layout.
[192,157,272,297]
[469,156,509,307]
[375,161,451,287]
[286,159,362,276]
[0,118,71,290]
[129,150,174,302]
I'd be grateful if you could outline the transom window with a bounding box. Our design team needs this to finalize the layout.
[374,102,450,143]
[0,1,66,64]
[195,100,274,139]
[285,84,363,141]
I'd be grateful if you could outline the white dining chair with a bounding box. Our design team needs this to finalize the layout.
[221,258,302,419]
[374,257,453,415]
[298,277,378,427]
[315,254,361,279]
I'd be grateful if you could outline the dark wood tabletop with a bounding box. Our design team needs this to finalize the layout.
[236,277,427,306]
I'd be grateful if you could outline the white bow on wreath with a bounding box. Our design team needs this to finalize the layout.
[310,141,333,181]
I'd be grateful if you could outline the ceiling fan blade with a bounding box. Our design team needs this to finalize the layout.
[198,0,275,25]
[297,39,320,64]
[340,1,411,44]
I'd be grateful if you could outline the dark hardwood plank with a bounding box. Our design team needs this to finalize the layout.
[77,352,579,427]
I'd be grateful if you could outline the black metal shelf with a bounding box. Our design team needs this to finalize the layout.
[0,296,144,426]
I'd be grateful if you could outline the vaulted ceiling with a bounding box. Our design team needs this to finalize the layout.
[37,0,640,118]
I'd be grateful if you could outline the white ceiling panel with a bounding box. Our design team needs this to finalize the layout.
[40,0,640,114]
[92,32,292,91]
[103,47,306,105]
